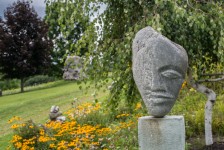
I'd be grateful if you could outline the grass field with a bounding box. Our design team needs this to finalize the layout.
[0,80,108,149]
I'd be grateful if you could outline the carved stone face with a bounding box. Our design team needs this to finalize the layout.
[132,27,188,117]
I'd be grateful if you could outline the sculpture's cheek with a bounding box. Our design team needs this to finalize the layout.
[169,79,184,96]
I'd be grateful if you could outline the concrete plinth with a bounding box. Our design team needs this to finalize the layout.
[138,116,185,150]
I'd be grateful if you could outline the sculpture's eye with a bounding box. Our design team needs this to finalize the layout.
[161,70,182,79]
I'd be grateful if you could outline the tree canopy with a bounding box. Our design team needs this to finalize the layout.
[0,0,53,92]
[46,0,224,109]
[45,0,89,76]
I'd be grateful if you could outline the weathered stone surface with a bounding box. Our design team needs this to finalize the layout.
[49,106,66,122]
[63,56,85,80]
[132,26,188,117]
[138,116,185,150]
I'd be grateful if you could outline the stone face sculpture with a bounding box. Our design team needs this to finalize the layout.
[132,27,188,117]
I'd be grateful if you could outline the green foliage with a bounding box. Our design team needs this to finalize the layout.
[0,79,20,90]
[193,61,224,94]
[24,75,56,87]
[171,87,224,138]
[45,0,89,76]
[46,0,224,109]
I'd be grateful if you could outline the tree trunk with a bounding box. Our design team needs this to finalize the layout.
[21,78,24,92]
[188,69,216,146]
[0,89,2,96]
[192,83,216,145]
[205,94,215,145]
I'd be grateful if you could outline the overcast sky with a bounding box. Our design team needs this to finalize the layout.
[0,0,106,20]
[0,0,46,18]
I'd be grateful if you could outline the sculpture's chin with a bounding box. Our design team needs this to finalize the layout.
[146,100,175,118]
[148,107,171,118]
[149,110,169,118]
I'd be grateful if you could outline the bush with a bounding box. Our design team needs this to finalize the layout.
[24,75,56,87]
[0,79,20,90]
[171,86,224,138]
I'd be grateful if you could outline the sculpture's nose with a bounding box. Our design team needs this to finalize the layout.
[151,72,166,92]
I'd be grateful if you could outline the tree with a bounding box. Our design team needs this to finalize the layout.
[47,0,224,106]
[0,0,53,92]
[45,0,89,77]
[46,1,224,146]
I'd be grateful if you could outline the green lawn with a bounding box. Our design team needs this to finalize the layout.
[0,80,108,149]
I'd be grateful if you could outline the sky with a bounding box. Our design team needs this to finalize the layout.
[0,0,106,20]
[0,0,46,18]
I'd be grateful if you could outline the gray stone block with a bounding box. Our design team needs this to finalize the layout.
[138,116,185,150]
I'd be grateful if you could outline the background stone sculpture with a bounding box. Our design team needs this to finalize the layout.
[132,26,188,117]
[63,56,85,80]
[49,105,66,122]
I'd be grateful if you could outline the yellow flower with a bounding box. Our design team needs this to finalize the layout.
[8,116,22,124]
[116,113,129,118]
[68,141,76,147]
[57,140,68,150]
[11,124,20,129]
[49,143,56,148]
[97,127,111,135]
[38,136,51,142]
[39,129,45,135]
[91,142,99,145]
[11,135,22,143]
[181,81,187,89]
[135,102,142,110]
[14,142,22,148]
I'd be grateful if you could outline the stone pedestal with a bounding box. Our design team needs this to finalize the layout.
[138,116,185,150]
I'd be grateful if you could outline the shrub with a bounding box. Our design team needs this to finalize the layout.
[0,79,20,90]
[24,75,56,87]
[171,85,224,138]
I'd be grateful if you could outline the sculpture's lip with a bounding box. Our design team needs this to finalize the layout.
[149,98,173,105]
[146,92,175,105]
[150,92,174,99]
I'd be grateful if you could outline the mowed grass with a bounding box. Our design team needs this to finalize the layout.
[0,80,108,149]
